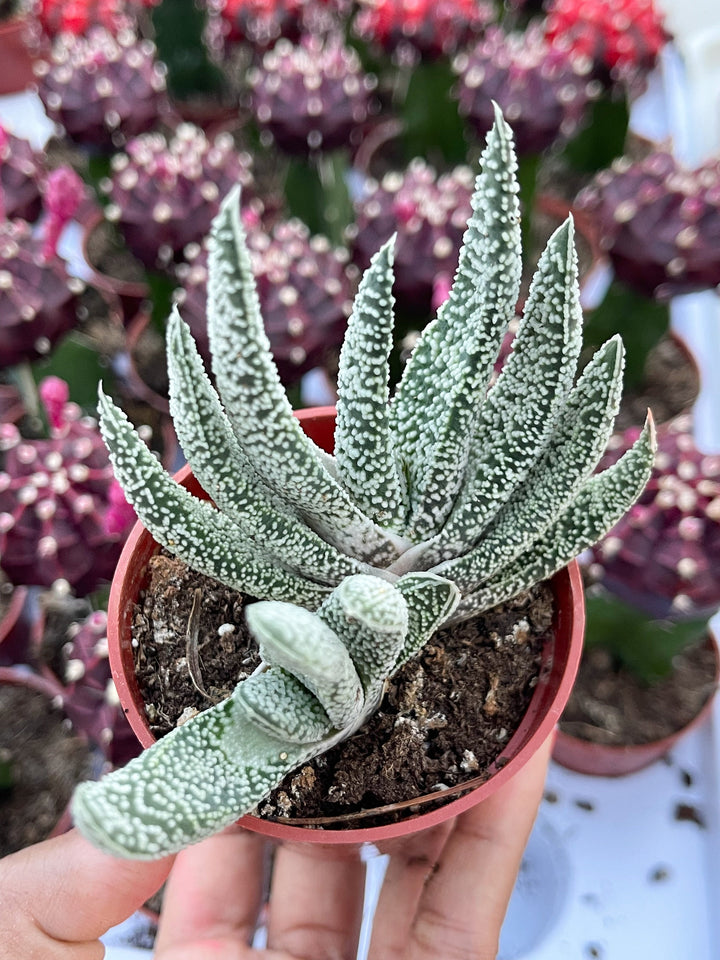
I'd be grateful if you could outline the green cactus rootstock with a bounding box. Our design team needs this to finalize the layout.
[73,107,656,858]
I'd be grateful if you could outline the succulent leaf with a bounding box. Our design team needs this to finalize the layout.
[393,573,461,668]
[235,668,332,743]
[334,237,408,530]
[433,335,626,586]
[98,389,331,607]
[437,218,583,551]
[166,308,373,587]
[390,104,522,537]
[246,600,365,730]
[71,695,318,859]
[207,187,408,564]
[452,414,657,618]
[316,574,409,701]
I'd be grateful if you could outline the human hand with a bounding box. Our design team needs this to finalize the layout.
[0,735,552,960]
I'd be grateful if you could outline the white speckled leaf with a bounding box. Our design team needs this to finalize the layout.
[390,106,521,537]
[235,667,332,742]
[316,574,408,705]
[432,336,626,587]
[246,599,364,730]
[438,219,583,552]
[71,695,322,859]
[98,389,330,607]
[207,188,407,565]
[393,573,460,669]
[166,308,372,587]
[334,237,407,530]
[452,415,656,618]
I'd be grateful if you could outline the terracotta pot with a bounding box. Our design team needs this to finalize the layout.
[0,585,30,667]
[553,632,720,777]
[81,210,150,327]
[0,18,35,96]
[108,407,585,843]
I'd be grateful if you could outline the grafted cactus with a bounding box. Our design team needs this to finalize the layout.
[72,107,655,858]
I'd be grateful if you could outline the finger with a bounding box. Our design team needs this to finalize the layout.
[0,828,172,944]
[157,939,296,960]
[409,735,553,960]
[266,842,365,960]
[155,827,267,953]
[368,822,453,960]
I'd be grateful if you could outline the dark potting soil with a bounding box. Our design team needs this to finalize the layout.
[559,638,717,746]
[85,217,147,285]
[0,684,92,857]
[133,554,553,826]
[613,333,700,433]
[130,318,170,400]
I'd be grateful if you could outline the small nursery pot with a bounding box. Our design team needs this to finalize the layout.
[123,307,170,414]
[108,407,585,844]
[81,210,150,327]
[553,632,720,777]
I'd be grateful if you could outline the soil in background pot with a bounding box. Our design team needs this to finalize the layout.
[85,217,148,287]
[613,333,700,433]
[559,638,717,747]
[132,554,553,826]
[0,682,92,857]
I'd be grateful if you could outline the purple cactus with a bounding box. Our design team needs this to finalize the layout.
[575,150,720,299]
[209,0,305,51]
[101,123,254,269]
[0,167,86,368]
[590,414,720,620]
[0,377,136,593]
[452,25,599,155]
[349,158,473,312]
[247,34,376,155]
[34,25,169,150]
[352,0,494,62]
[58,609,139,768]
[0,126,44,224]
[175,209,358,385]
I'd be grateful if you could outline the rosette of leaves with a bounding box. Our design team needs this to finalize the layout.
[72,107,655,859]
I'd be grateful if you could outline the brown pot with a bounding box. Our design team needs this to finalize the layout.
[0,18,35,96]
[553,632,720,777]
[107,407,586,844]
[123,307,170,414]
[81,210,150,327]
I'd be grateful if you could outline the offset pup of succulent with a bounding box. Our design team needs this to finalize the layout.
[72,108,655,859]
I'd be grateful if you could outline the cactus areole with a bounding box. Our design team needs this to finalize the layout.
[72,108,655,857]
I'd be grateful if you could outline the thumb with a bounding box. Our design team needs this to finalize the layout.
[0,828,173,943]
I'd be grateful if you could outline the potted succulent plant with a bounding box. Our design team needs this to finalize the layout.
[555,414,720,775]
[70,109,655,859]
